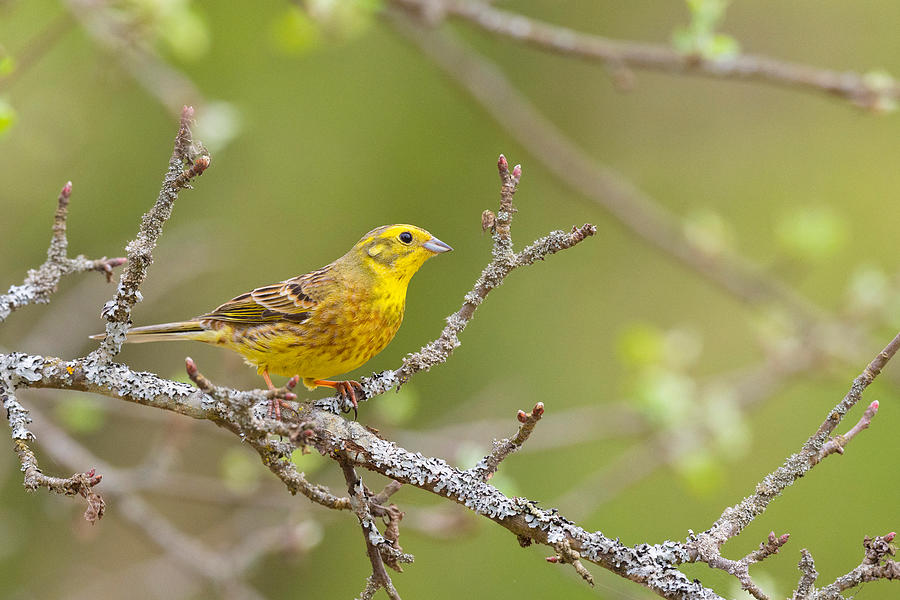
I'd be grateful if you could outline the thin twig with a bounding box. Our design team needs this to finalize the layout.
[12,437,105,522]
[815,399,879,462]
[471,401,543,481]
[0,180,125,323]
[698,331,900,548]
[546,539,595,587]
[800,533,899,599]
[389,0,900,110]
[385,10,827,327]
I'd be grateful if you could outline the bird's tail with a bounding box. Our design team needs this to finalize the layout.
[90,321,213,344]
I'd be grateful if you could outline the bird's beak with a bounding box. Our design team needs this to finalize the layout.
[423,236,453,254]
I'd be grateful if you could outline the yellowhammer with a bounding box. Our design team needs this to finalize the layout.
[95,224,451,417]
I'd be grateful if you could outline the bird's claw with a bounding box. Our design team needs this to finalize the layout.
[335,380,363,420]
[266,377,299,421]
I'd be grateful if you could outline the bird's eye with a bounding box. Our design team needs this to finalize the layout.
[399,231,413,244]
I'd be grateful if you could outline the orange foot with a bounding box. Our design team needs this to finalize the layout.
[314,379,364,419]
[262,371,299,420]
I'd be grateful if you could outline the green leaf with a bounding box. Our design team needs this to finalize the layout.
[706,33,739,59]
[271,6,322,55]
[0,55,15,77]
[158,5,211,61]
[634,368,695,426]
[55,396,107,434]
[674,449,724,496]
[775,206,848,261]
[673,0,738,58]
[862,70,899,113]
[0,98,17,138]
[704,385,750,460]
[617,323,665,367]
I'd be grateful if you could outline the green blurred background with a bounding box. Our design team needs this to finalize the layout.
[1,1,899,598]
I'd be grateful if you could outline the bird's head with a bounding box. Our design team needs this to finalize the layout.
[352,224,452,282]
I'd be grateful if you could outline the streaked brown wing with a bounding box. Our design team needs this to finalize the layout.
[199,268,330,325]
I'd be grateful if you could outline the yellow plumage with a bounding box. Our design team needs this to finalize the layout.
[99,225,451,413]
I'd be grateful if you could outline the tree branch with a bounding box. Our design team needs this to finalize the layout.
[384,8,828,328]
[694,331,900,552]
[0,180,125,323]
[92,105,209,361]
[388,0,900,110]
[471,401,543,482]
[3,108,896,599]
[341,459,405,600]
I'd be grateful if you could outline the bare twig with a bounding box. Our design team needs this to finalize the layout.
[546,539,595,587]
[12,437,105,522]
[815,399,879,462]
[184,357,348,511]
[471,401,544,481]
[696,531,791,600]
[695,331,900,551]
[389,0,900,110]
[0,180,125,323]
[795,533,899,599]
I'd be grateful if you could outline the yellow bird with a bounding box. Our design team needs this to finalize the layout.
[97,225,452,417]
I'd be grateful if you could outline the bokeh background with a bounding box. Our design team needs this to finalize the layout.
[2,1,900,599]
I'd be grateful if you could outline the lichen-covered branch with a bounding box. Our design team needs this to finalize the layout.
[340,459,406,600]
[695,531,791,600]
[3,109,897,600]
[698,331,900,550]
[388,0,900,110]
[794,534,899,599]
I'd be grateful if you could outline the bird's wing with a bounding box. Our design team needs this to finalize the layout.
[199,267,333,325]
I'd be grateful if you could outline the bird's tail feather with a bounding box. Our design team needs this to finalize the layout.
[89,321,212,344]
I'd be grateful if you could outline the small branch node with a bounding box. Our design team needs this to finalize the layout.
[550,539,594,587]
[745,531,790,564]
[174,154,211,189]
[481,209,496,233]
[816,398,880,463]
[471,401,545,481]
[13,439,105,522]
[863,533,897,565]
